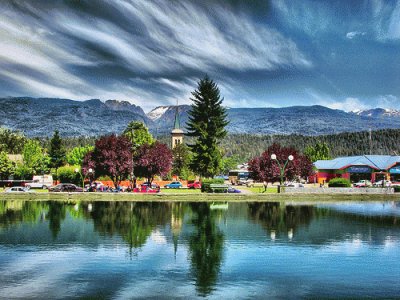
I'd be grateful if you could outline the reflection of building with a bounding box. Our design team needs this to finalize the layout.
[171,105,183,149]
[314,155,400,183]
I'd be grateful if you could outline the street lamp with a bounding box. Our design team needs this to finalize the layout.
[75,168,93,190]
[271,153,294,186]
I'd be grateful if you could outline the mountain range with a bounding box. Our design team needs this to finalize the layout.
[1,97,400,137]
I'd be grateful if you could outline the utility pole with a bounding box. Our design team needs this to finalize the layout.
[369,128,372,155]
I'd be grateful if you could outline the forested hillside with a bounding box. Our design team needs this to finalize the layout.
[2,127,400,163]
[158,129,400,162]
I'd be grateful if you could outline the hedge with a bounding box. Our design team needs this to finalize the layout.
[201,178,225,193]
[328,178,351,187]
[394,186,400,193]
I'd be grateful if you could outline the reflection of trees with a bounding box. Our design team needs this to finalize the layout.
[47,201,66,239]
[0,200,48,228]
[89,202,171,249]
[248,202,313,237]
[188,203,225,296]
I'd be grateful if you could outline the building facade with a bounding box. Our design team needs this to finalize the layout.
[314,155,400,184]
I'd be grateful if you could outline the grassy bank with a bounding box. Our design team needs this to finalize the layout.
[1,191,399,202]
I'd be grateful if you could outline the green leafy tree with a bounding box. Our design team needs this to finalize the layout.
[48,130,66,178]
[304,142,331,162]
[186,76,229,178]
[221,155,240,174]
[0,151,15,180]
[172,143,190,177]
[58,165,81,185]
[0,127,26,154]
[122,121,155,187]
[122,121,154,149]
[22,140,50,176]
[66,145,94,166]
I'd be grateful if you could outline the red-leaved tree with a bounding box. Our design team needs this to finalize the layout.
[133,141,173,183]
[248,143,313,185]
[82,134,133,188]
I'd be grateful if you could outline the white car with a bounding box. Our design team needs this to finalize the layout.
[5,186,30,193]
[353,180,372,187]
[373,180,392,187]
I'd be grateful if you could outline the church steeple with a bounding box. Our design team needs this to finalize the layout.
[173,105,181,130]
[171,101,184,148]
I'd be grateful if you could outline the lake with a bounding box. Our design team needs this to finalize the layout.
[0,200,399,299]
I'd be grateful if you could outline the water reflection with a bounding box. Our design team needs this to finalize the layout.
[248,202,313,240]
[188,203,225,296]
[0,200,400,298]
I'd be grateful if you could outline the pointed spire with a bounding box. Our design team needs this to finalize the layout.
[173,100,181,130]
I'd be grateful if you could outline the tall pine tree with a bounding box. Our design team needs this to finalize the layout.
[186,76,228,178]
[49,130,66,175]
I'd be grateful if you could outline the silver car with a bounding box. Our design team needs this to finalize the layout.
[5,186,30,193]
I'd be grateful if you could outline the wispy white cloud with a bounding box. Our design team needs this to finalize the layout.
[375,94,399,109]
[0,0,311,108]
[346,31,366,39]
[306,89,371,112]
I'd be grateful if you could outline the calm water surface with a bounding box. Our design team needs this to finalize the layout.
[0,200,399,299]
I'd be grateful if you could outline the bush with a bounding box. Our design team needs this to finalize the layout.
[394,186,400,193]
[328,178,351,187]
[201,178,225,193]
[58,165,81,185]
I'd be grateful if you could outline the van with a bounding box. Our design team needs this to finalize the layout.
[25,175,53,189]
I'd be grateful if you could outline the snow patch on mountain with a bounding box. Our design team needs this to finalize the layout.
[350,108,400,117]
[147,106,170,121]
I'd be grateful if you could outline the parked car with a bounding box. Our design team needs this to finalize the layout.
[237,178,254,186]
[187,181,201,189]
[5,186,30,193]
[133,183,160,193]
[49,183,83,192]
[227,185,241,193]
[353,180,372,187]
[284,182,305,188]
[25,175,53,189]
[164,181,183,189]
[373,180,392,187]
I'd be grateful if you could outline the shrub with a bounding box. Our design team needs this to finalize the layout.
[328,178,351,187]
[201,178,225,193]
[58,165,81,185]
[394,186,400,193]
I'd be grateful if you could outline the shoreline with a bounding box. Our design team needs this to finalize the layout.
[1,192,400,202]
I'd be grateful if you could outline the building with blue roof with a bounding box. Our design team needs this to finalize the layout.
[314,155,400,184]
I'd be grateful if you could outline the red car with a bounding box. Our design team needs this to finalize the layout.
[133,183,160,193]
[187,181,201,189]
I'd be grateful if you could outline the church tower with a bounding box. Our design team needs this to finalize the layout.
[171,104,183,148]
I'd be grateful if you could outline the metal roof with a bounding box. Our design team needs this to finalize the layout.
[314,155,400,171]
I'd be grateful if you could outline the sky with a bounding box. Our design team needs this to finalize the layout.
[0,0,399,112]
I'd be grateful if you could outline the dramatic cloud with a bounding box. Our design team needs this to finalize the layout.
[0,0,399,110]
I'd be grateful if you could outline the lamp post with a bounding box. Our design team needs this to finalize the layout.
[75,168,93,190]
[271,153,294,187]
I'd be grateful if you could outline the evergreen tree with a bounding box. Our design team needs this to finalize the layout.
[186,76,229,178]
[49,130,66,171]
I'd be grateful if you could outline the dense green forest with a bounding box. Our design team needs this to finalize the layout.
[2,127,400,163]
[160,129,400,162]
